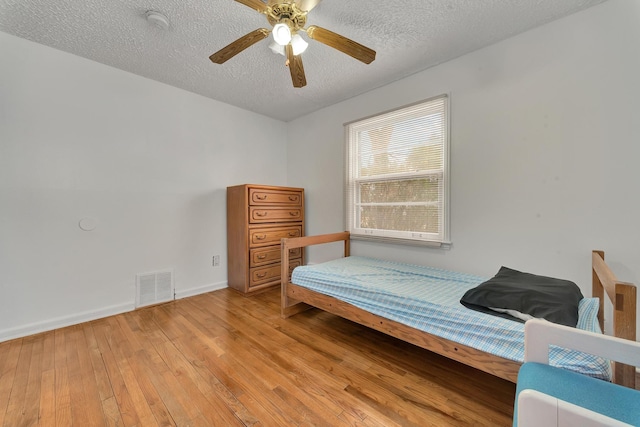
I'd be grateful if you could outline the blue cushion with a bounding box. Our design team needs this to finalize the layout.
[513,362,640,426]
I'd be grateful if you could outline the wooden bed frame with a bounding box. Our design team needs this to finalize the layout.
[280,232,637,387]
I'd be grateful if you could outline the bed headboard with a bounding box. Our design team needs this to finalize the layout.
[591,250,637,387]
[280,231,350,317]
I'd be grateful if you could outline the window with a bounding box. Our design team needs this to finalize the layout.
[345,95,449,246]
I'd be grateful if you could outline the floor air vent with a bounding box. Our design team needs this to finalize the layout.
[136,270,174,308]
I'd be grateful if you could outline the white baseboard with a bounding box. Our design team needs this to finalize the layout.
[0,281,229,343]
[0,302,134,343]
[174,280,228,299]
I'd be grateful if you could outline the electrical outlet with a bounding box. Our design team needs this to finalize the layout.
[212,255,220,267]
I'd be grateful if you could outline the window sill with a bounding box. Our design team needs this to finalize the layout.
[350,234,452,249]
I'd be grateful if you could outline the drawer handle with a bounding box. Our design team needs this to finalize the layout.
[256,194,267,200]
[255,211,267,217]
[289,196,298,201]
[288,232,298,237]
[289,211,299,216]
[257,254,267,259]
[255,234,266,240]
[256,273,267,278]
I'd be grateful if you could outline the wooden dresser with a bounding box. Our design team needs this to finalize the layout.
[227,184,304,294]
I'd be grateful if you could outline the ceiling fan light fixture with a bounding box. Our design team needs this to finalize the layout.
[269,41,285,56]
[272,23,292,45]
[291,34,308,55]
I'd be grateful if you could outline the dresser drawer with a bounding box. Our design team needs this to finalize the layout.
[251,246,301,267]
[249,259,302,288]
[250,188,303,206]
[249,207,303,223]
[249,226,302,248]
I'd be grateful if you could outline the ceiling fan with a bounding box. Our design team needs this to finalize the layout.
[209,0,376,88]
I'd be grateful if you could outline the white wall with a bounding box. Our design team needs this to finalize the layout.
[0,32,288,341]
[287,1,640,331]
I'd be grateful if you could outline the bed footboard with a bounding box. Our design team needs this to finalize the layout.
[281,231,350,318]
[592,250,637,388]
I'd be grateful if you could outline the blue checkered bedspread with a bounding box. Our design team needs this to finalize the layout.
[291,256,611,381]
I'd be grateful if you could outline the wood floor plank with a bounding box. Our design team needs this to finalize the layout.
[91,320,138,426]
[117,355,162,426]
[119,349,175,427]
[38,368,55,427]
[132,309,244,426]
[75,324,112,426]
[21,334,46,425]
[161,325,265,426]
[153,336,245,426]
[83,322,114,403]
[124,316,206,427]
[37,331,56,427]
[40,332,55,374]
[116,314,183,427]
[3,336,36,426]
[109,316,166,426]
[53,328,72,427]
[68,325,106,426]
[0,339,22,427]
[101,396,125,427]
[0,288,515,427]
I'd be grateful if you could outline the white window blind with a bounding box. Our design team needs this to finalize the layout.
[345,95,449,245]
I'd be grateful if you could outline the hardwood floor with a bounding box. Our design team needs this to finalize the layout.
[0,288,516,426]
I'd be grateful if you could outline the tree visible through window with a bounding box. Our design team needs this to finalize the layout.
[345,95,449,244]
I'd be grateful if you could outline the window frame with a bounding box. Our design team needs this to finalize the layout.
[344,94,451,247]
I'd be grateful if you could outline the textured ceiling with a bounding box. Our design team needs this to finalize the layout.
[0,0,606,121]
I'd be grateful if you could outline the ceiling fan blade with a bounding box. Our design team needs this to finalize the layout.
[286,44,307,88]
[297,0,323,12]
[235,0,269,13]
[209,28,270,64]
[306,25,376,64]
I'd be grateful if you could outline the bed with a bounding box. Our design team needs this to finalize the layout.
[280,231,637,386]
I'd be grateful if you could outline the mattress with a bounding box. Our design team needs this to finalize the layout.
[291,256,611,381]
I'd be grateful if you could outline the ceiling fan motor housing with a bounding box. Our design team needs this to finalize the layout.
[267,2,307,32]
